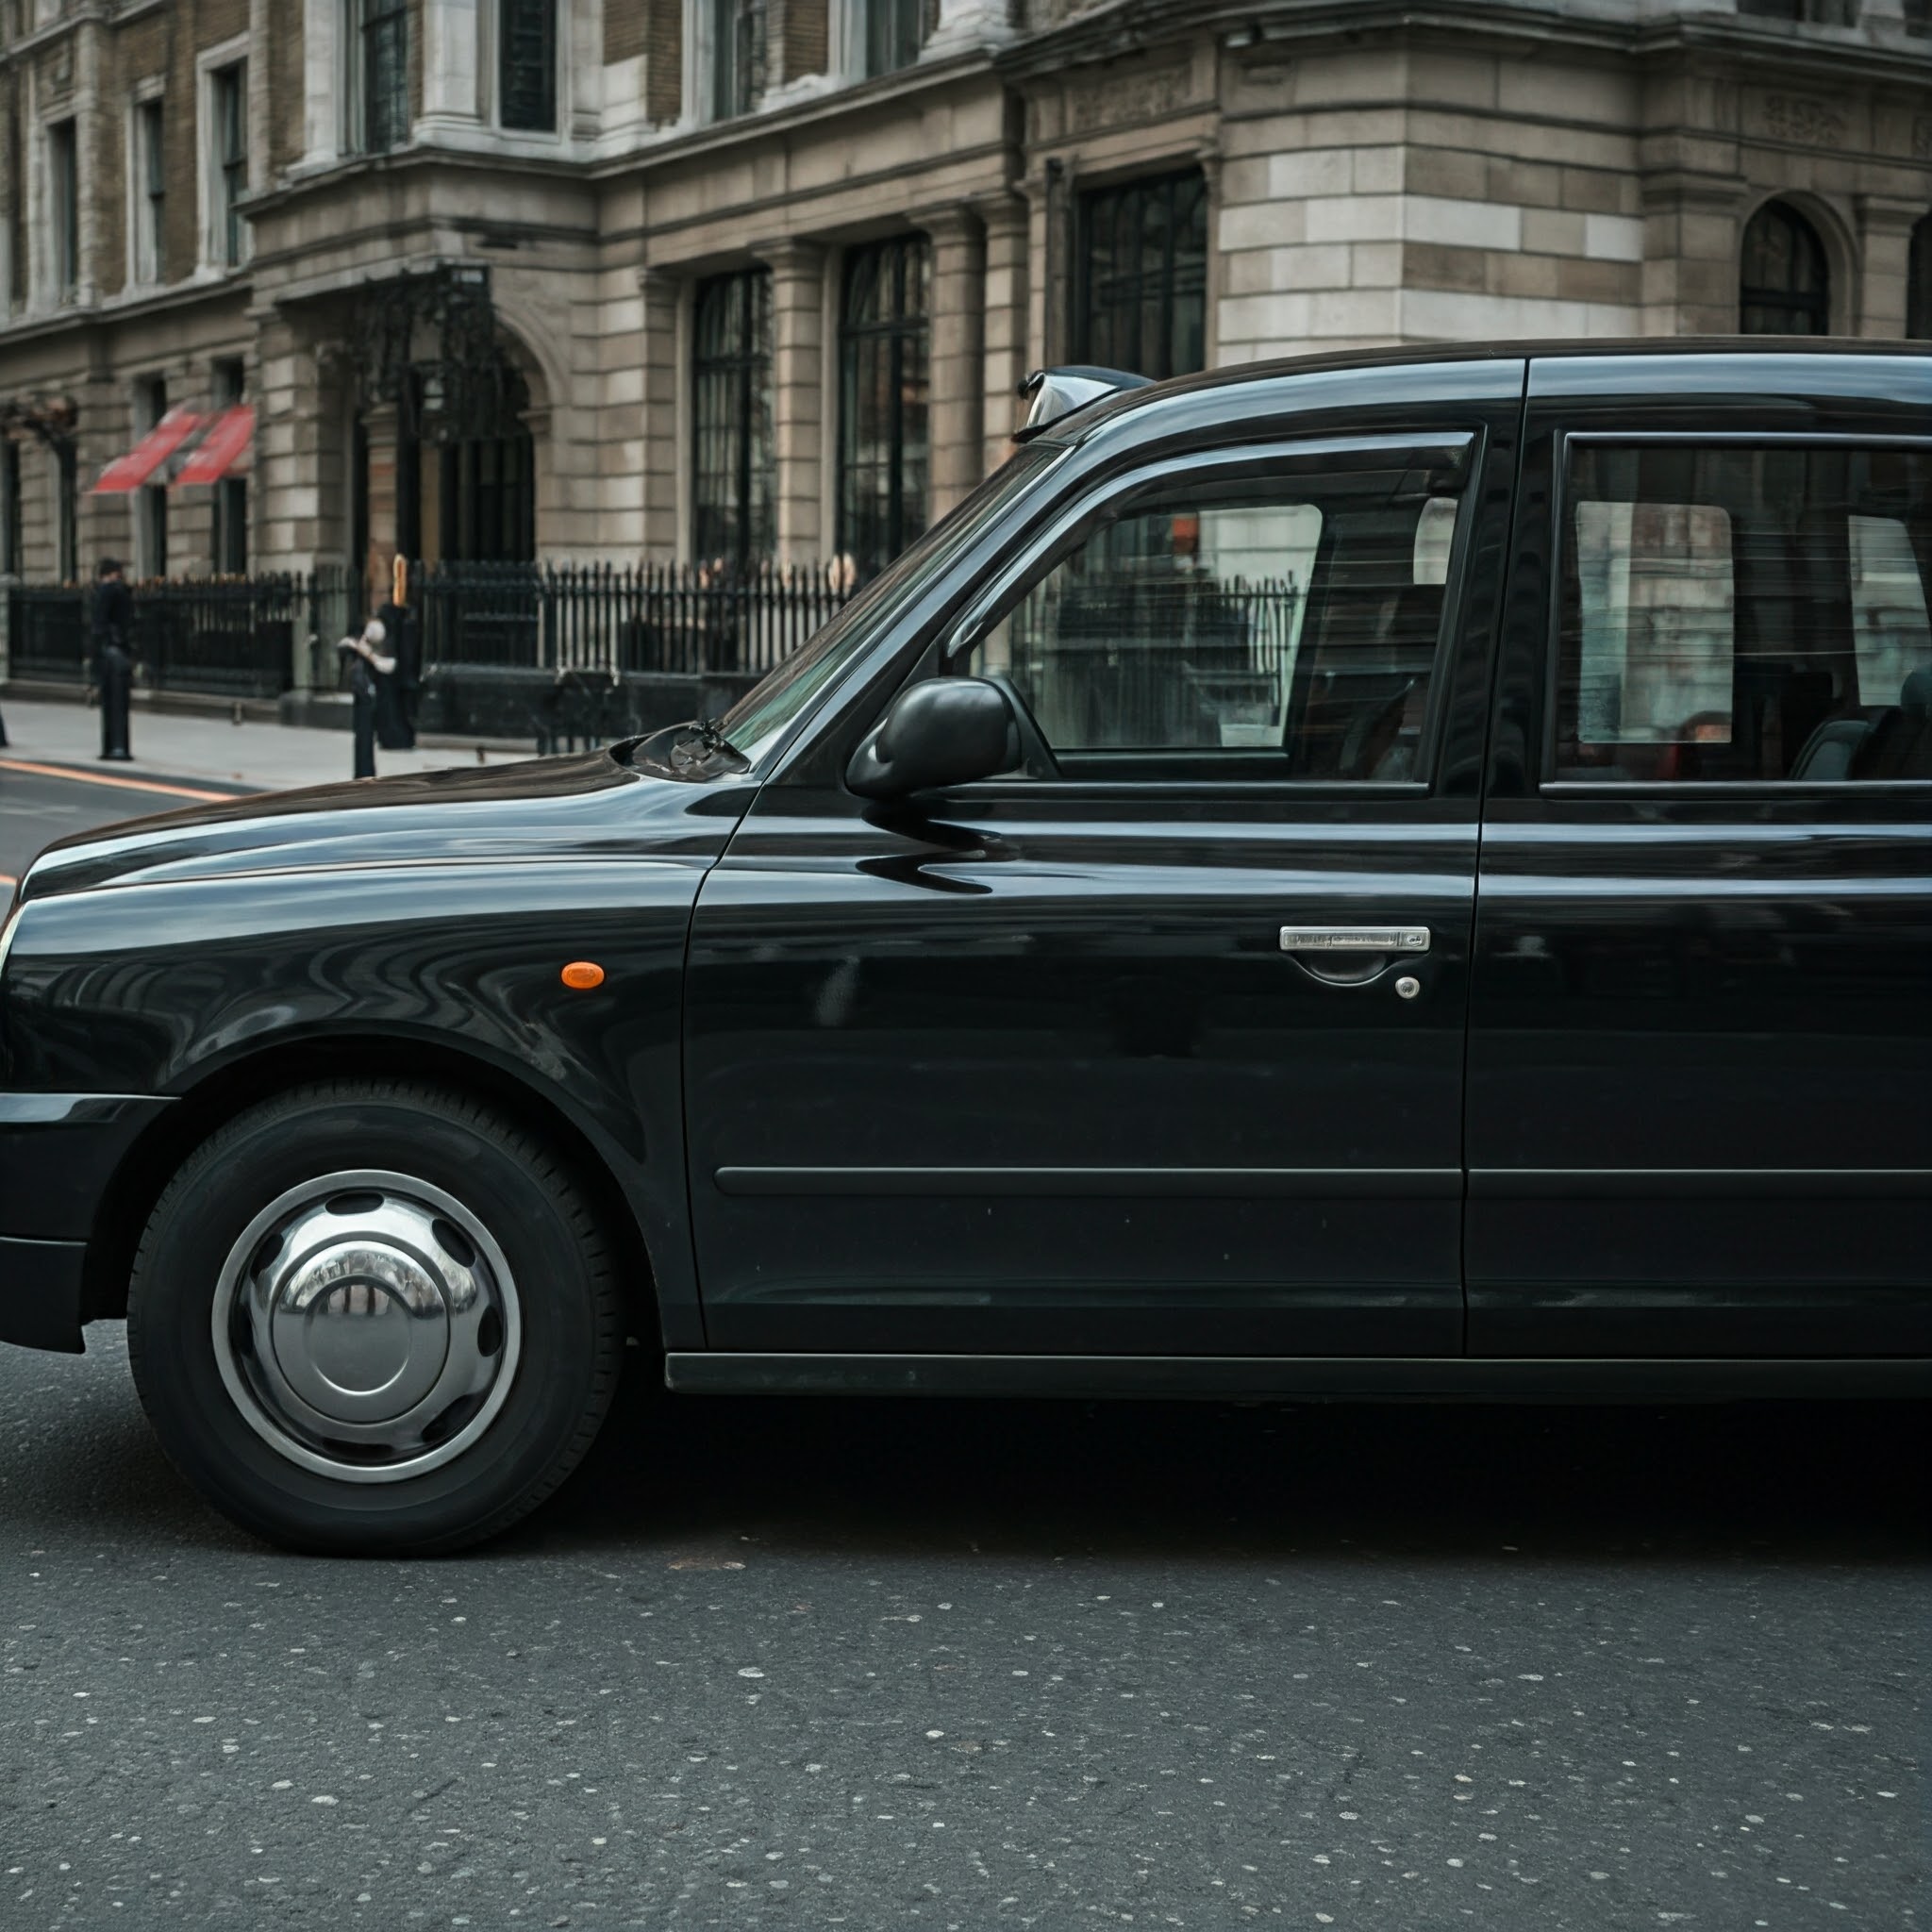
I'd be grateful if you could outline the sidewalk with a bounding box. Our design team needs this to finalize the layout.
[0,696,531,791]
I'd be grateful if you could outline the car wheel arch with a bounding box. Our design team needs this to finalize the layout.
[83,1035,665,1346]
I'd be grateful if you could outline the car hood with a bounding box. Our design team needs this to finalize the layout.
[17,741,755,904]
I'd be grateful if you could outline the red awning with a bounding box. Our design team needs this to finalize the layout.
[174,404,255,488]
[92,406,205,494]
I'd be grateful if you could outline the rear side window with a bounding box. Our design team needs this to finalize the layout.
[1554,442,1932,782]
[968,443,1473,782]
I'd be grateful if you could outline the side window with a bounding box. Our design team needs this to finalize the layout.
[1555,441,1932,782]
[966,444,1473,781]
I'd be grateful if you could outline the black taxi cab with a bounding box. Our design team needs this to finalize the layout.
[2,341,1926,1553]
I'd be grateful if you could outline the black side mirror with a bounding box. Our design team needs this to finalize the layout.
[847,677,1020,800]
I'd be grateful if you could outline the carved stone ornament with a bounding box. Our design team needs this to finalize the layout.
[1064,61,1193,136]
[1759,95,1848,148]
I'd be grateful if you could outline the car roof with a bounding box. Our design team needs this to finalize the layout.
[1054,337,1932,447]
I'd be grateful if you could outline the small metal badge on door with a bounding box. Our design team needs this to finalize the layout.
[1279,926,1431,954]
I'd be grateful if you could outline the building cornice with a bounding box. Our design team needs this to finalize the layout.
[240,45,1007,234]
[0,274,253,354]
[0,3,109,68]
[583,45,1003,182]
[241,147,597,225]
[994,0,1932,85]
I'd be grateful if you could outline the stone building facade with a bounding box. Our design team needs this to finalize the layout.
[0,0,1928,601]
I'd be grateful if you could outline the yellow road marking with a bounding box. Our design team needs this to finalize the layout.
[0,757,237,804]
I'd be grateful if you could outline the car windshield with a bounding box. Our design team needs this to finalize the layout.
[715,442,1066,767]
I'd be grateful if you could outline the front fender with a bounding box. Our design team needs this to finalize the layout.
[2,858,708,1342]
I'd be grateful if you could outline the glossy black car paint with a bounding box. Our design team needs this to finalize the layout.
[683,361,1524,1357]
[0,341,1927,1392]
[1472,354,1932,1358]
[2,749,757,1349]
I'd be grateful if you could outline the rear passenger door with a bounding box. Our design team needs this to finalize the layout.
[1468,354,1932,1359]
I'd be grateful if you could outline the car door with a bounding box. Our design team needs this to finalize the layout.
[683,379,1523,1360]
[1468,351,1932,1359]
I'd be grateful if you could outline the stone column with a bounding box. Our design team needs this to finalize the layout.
[1019,162,1065,375]
[358,403,402,608]
[761,241,827,564]
[302,0,344,168]
[252,312,330,575]
[73,22,106,310]
[1856,196,1924,339]
[73,372,121,576]
[1638,169,1748,337]
[918,208,986,518]
[975,192,1029,472]
[639,266,683,561]
[420,0,484,131]
[1196,144,1223,372]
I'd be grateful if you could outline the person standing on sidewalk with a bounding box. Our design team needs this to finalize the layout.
[338,616,396,779]
[92,558,136,762]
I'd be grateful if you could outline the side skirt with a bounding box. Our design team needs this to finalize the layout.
[663,1353,1932,1402]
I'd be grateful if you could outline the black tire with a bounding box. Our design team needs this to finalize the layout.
[127,1079,623,1555]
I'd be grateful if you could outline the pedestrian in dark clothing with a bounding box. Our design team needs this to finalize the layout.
[338,617,396,779]
[92,558,136,761]
[371,597,419,750]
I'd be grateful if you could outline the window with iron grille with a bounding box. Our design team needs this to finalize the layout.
[1076,169,1209,381]
[865,0,933,77]
[691,270,774,571]
[838,236,930,584]
[439,430,537,562]
[1909,215,1932,341]
[48,120,79,301]
[499,0,558,132]
[711,0,766,120]
[1740,200,1830,335]
[1,441,21,578]
[359,0,410,153]
[134,99,165,284]
[7,109,24,310]
[211,64,247,267]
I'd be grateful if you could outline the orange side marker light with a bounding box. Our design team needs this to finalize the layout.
[561,961,606,991]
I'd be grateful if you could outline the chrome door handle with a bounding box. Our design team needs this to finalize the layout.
[1279,925,1431,955]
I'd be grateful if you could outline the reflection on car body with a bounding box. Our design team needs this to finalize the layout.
[1,340,1927,1553]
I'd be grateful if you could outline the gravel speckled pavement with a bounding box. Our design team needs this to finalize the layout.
[0,1329,1923,1927]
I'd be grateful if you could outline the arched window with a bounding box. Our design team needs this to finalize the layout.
[1908,213,1932,341]
[1740,201,1830,335]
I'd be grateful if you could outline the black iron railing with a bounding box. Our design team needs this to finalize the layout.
[6,585,91,684]
[6,576,308,697]
[1007,575,1303,749]
[411,560,850,681]
[6,562,850,727]
[132,576,307,698]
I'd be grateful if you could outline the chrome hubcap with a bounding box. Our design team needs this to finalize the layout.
[211,1171,521,1483]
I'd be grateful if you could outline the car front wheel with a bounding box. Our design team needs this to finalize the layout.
[128,1080,624,1555]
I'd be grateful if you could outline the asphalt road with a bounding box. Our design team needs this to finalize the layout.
[1,758,1925,1926]
[0,757,251,890]
[1,1331,1924,1929]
